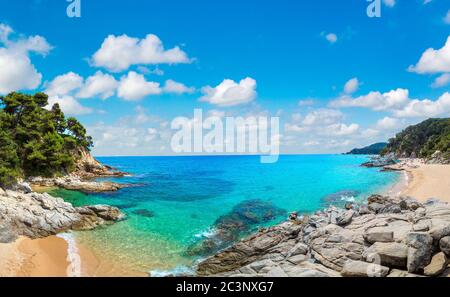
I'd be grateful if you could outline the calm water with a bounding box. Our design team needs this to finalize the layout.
[48,155,400,274]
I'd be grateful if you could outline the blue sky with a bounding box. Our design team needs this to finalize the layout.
[0,0,449,156]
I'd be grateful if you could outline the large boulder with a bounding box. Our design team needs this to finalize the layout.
[363,231,394,244]
[341,260,389,277]
[440,236,450,256]
[406,232,433,273]
[424,252,448,276]
[363,242,408,268]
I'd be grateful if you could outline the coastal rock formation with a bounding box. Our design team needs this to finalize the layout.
[0,189,125,243]
[28,176,128,193]
[73,147,127,179]
[197,195,450,277]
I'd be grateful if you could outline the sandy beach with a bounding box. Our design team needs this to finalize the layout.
[387,159,450,203]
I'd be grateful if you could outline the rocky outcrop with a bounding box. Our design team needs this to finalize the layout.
[28,176,129,193]
[73,147,126,179]
[197,195,450,277]
[0,188,125,243]
[361,154,396,168]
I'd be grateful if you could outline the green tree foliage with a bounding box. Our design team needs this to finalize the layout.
[382,118,450,160]
[0,92,93,186]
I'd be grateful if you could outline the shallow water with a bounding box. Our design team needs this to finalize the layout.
[48,155,400,274]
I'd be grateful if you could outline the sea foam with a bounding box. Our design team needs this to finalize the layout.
[57,232,82,277]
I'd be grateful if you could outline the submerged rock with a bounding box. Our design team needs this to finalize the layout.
[132,209,155,218]
[187,199,286,257]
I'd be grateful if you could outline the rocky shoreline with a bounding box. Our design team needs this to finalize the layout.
[28,175,129,193]
[27,149,129,193]
[197,195,450,277]
[0,187,125,244]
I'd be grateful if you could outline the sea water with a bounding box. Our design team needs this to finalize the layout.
[48,155,400,274]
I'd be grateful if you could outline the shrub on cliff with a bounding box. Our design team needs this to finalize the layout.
[0,92,93,187]
[382,118,450,161]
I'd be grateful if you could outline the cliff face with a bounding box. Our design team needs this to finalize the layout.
[383,118,450,163]
[72,147,125,179]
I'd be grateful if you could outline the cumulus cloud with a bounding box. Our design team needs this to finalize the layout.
[330,88,410,111]
[91,34,191,72]
[431,73,450,88]
[117,71,162,100]
[325,123,359,136]
[343,77,359,94]
[376,116,400,130]
[76,71,118,99]
[393,92,450,117]
[200,77,257,107]
[45,72,83,97]
[408,36,450,74]
[284,108,359,137]
[331,87,450,118]
[163,79,195,94]
[47,95,92,115]
[0,23,52,94]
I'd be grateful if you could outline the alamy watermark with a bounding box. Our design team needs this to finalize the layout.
[367,0,382,18]
[67,0,81,18]
[170,109,280,163]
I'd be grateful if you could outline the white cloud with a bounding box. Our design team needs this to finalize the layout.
[383,0,396,7]
[302,108,343,126]
[0,23,52,94]
[444,10,450,24]
[45,72,83,97]
[376,116,400,130]
[343,77,359,94]
[298,99,315,107]
[325,33,337,44]
[393,92,450,117]
[117,71,162,101]
[47,95,92,115]
[408,36,450,74]
[330,88,410,111]
[92,34,191,72]
[325,123,359,136]
[163,79,195,94]
[431,73,450,88]
[200,77,257,106]
[76,71,118,99]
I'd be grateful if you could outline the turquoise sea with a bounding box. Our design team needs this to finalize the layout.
[48,155,400,275]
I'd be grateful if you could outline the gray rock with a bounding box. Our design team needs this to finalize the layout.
[363,231,394,244]
[429,225,450,243]
[440,236,450,256]
[287,254,307,265]
[0,190,125,241]
[368,202,384,213]
[287,242,308,257]
[265,266,288,277]
[406,232,433,273]
[424,252,448,276]
[363,242,408,268]
[336,210,355,226]
[341,260,389,277]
